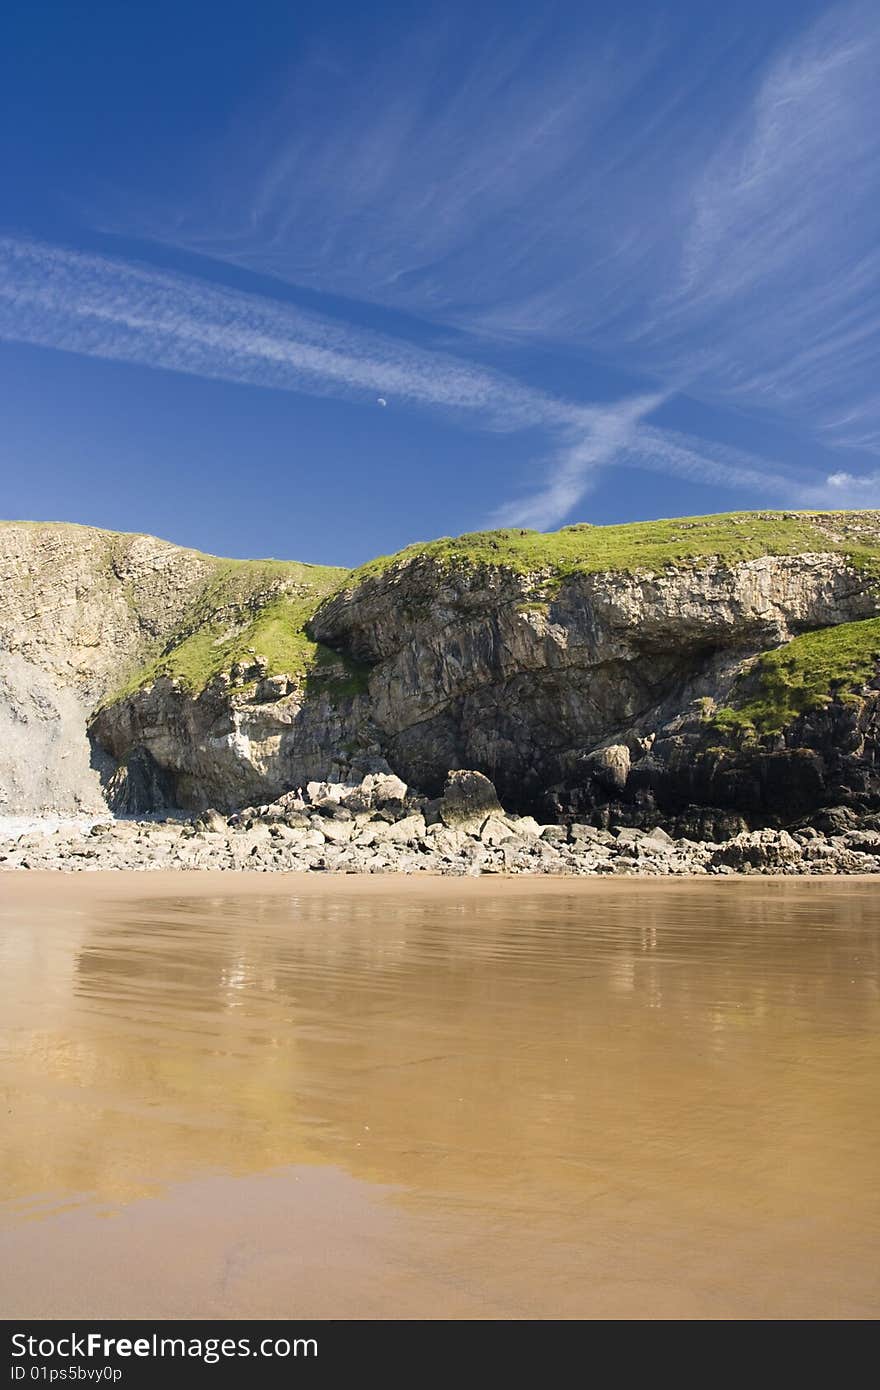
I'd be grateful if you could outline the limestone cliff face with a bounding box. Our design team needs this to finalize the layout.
[7,512,880,830]
[0,523,214,813]
[311,550,880,813]
[0,522,370,815]
[89,669,373,814]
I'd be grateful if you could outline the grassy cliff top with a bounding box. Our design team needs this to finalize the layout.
[713,616,880,736]
[346,510,880,585]
[14,511,880,709]
[106,555,355,702]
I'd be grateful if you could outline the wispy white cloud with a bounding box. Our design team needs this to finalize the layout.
[0,236,667,528]
[490,392,666,530]
[494,415,812,530]
[149,14,665,317]
[653,0,880,452]
[0,235,815,530]
[624,426,798,501]
[126,1,880,504]
[0,236,565,429]
[475,4,880,464]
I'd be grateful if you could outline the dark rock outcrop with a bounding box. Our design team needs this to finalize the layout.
[103,746,178,815]
[546,685,880,833]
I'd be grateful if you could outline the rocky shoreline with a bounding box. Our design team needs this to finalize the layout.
[3,770,880,877]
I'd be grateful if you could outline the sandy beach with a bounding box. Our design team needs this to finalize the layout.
[3,871,878,1319]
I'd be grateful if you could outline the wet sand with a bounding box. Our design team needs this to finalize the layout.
[2,872,879,1319]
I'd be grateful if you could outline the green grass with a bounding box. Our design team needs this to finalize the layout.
[713,617,880,736]
[1,522,363,703]
[104,557,362,704]
[344,510,880,586]
[14,513,880,719]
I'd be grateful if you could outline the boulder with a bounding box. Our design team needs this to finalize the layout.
[506,815,542,839]
[584,744,631,793]
[341,772,408,813]
[480,815,515,846]
[437,771,504,834]
[282,827,326,851]
[842,829,880,854]
[711,829,802,871]
[644,825,673,844]
[813,805,859,835]
[424,825,469,857]
[370,813,426,845]
[614,826,646,845]
[570,822,604,842]
[540,825,568,844]
[305,780,353,806]
[321,819,354,845]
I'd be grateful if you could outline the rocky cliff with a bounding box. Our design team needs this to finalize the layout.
[6,511,880,834]
[0,521,355,815]
[0,523,217,814]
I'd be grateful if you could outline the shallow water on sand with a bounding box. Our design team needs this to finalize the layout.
[1,873,878,1319]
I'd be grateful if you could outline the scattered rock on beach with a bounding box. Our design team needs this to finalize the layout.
[3,768,880,878]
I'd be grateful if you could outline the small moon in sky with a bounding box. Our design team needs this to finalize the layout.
[377,397,387,407]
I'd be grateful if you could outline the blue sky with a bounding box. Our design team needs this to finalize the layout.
[2,0,880,565]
